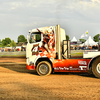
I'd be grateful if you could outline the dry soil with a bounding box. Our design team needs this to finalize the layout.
[0,58,100,100]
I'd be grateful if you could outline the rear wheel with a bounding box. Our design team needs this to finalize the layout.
[92,57,100,78]
[36,61,52,76]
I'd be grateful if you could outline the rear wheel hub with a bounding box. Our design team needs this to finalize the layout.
[39,64,48,74]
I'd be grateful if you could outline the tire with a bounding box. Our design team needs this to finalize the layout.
[92,57,100,78]
[36,61,52,76]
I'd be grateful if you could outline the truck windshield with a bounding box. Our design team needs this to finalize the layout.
[30,32,41,43]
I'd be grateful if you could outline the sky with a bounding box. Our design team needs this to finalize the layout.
[0,0,100,42]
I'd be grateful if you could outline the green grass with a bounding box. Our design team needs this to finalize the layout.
[0,51,26,57]
[71,50,84,57]
[71,52,83,57]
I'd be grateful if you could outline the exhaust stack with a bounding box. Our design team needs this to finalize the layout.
[56,25,61,59]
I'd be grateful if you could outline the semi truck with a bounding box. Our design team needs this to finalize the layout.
[26,25,100,78]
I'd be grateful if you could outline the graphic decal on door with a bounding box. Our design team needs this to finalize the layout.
[31,26,56,59]
[31,43,39,55]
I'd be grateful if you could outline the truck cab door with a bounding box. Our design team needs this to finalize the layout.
[26,32,43,58]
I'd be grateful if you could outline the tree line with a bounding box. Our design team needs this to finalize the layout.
[0,34,99,47]
[0,35,27,47]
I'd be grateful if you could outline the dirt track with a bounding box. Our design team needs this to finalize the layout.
[0,58,26,63]
[0,58,100,100]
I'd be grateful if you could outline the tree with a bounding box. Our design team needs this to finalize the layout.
[10,40,16,47]
[79,39,86,43]
[17,35,27,43]
[0,39,2,44]
[36,34,41,41]
[1,38,11,46]
[93,34,100,42]
[0,39,2,47]
[2,39,8,46]
[66,35,69,40]
[5,37,11,44]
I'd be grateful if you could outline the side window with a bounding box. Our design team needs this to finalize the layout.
[30,32,41,43]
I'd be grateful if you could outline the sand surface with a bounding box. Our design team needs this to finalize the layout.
[0,58,100,100]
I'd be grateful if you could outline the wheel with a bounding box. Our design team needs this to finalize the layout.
[36,61,52,76]
[92,57,100,78]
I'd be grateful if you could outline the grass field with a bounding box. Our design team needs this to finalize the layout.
[0,51,26,57]
[0,50,84,58]
[71,50,83,57]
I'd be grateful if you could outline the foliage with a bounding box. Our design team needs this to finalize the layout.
[0,39,2,47]
[0,39,2,44]
[7,44,10,47]
[1,38,11,46]
[17,35,27,43]
[66,35,69,40]
[36,34,41,41]
[10,40,16,47]
[93,34,100,42]
[5,38,11,44]
[79,39,86,43]
[2,39,8,46]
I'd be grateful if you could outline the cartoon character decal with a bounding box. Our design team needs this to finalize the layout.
[31,26,56,59]
[31,44,39,55]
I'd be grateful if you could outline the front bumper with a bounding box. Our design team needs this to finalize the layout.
[27,64,35,70]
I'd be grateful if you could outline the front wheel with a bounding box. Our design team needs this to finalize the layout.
[92,57,100,78]
[36,61,52,76]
